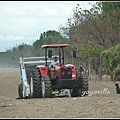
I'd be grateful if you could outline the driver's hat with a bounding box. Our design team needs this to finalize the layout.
[53,55,58,58]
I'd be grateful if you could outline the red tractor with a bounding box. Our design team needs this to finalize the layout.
[31,44,88,98]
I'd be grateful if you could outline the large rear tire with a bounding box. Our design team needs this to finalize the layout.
[32,68,42,98]
[79,74,89,96]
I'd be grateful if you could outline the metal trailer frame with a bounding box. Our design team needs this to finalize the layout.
[19,57,50,98]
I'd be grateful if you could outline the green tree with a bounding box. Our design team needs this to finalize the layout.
[101,43,120,80]
[32,30,66,56]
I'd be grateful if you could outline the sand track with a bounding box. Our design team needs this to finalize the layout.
[0,68,120,118]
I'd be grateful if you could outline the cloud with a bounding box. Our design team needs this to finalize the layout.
[0,35,37,42]
[0,1,99,52]
[0,35,37,51]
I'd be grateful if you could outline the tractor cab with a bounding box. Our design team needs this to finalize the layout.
[41,44,77,89]
[42,44,76,67]
[41,44,70,67]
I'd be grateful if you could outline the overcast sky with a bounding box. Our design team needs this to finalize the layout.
[0,1,99,52]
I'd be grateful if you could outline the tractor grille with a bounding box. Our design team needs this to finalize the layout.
[61,68,72,79]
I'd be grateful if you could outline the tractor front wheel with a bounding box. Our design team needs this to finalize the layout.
[41,76,52,98]
[70,88,80,97]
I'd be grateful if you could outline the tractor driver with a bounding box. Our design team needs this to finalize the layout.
[51,55,59,67]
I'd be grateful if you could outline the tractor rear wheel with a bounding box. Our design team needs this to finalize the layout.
[32,68,42,98]
[79,74,89,96]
